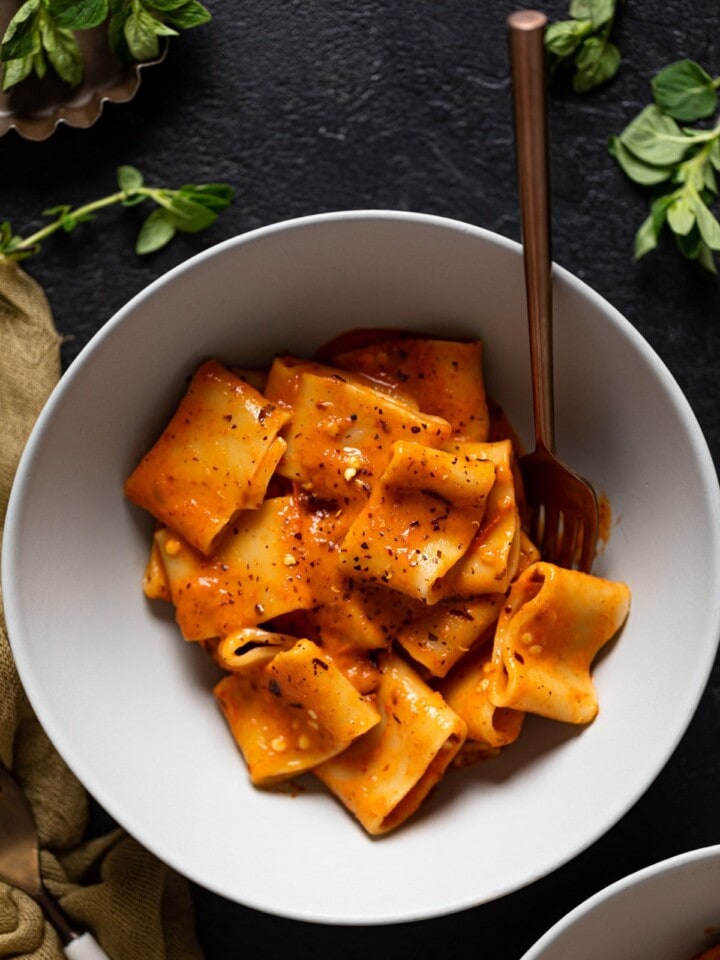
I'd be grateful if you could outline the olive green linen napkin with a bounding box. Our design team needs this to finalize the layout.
[0,260,204,960]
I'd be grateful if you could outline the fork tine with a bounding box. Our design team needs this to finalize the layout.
[562,513,597,573]
[522,497,596,573]
[523,499,541,551]
[554,513,579,570]
[541,504,559,559]
[577,513,599,575]
[519,452,599,573]
[529,502,542,549]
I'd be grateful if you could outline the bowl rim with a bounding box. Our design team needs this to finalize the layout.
[519,844,720,959]
[3,209,720,924]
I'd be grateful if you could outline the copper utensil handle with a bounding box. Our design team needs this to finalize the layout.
[508,9,555,453]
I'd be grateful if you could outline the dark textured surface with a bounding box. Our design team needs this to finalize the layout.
[2,1,719,956]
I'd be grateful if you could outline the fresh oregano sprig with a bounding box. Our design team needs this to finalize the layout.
[545,0,621,93]
[1,0,210,92]
[608,59,720,274]
[0,165,234,261]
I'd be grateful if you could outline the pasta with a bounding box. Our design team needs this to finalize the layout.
[314,653,467,835]
[125,359,289,554]
[338,439,497,602]
[125,329,631,835]
[215,639,381,785]
[488,561,630,724]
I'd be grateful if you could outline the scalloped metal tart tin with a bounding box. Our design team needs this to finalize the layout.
[0,2,164,141]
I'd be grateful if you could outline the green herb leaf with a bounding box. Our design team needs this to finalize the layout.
[32,46,46,78]
[569,0,615,29]
[177,182,235,211]
[704,162,718,195]
[0,224,27,258]
[1,53,34,90]
[107,8,130,59]
[651,59,719,122]
[0,221,14,251]
[159,0,211,29]
[545,20,591,59]
[632,193,675,260]
[674,224,706,260]
[143,0,190,9]
[162,192,217,232]
[666,194,695,235]
[618,104,691,166]
[607,134,673,185]
[690,193,720,249]
[121,193,148,207]
[39,16,83,87]
[136,208,177,254]
[47,0,109,30]
[651,196,674,226]
[151,19,180,38]
[117,165,145,191]
[709,139,720,172]
[124,9,161,59]
[634,214,659,260]
[42,204,72,216]
[697,240,718,273]
[573,36,620,92]
[1,0,42,61]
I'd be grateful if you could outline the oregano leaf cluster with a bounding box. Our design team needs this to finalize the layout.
[609,60,720,273]
[0,0,211,91]
[545,0,621,93]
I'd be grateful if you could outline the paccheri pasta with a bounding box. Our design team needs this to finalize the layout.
[125,330,631,836]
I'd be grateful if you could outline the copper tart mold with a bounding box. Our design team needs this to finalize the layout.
[0,2,165,141]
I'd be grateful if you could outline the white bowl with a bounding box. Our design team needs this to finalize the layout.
[521,845,720,960]
[3,211,720,924]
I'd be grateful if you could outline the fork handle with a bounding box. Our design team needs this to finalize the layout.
[64,933,110,960]
[34,886,112,958]
[508,9,555,453]
[64,933,112,959]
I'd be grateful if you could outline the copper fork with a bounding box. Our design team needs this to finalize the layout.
[508,9,599,573]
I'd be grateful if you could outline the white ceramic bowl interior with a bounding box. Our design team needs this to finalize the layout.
[3,211,720,924]
[521,845,720,960]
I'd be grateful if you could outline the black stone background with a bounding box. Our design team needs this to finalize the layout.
[1,1,719,956]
